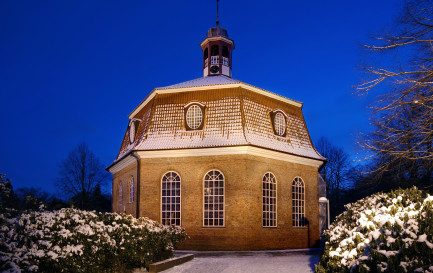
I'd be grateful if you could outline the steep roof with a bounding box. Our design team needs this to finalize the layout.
[114,80,325,164]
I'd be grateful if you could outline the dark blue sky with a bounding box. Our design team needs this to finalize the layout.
[0,0,402,194]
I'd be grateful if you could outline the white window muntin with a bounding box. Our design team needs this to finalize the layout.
[292,177,306,228]
[274,112,286,136]
[186,104,203,130]
[263,172,277,227]
[128,176,134,203]
[161,171,181,226]
[203,169,225,227]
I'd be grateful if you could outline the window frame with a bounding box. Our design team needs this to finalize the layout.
[292,176,306,228]
[128,176,134,203]
[270,110,288,137]
[184,102,206,131]
[128,119,140,144]
[203,169,225,228]
[118,181,123,206]
[262,172,277,227]
[161,171,182,226]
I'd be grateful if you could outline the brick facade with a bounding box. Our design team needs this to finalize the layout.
[112,152,321,250]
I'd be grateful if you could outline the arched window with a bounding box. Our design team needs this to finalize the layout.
[161,172,181,226]
[203,170,224,227]
[222,46,229,58]
[128,176,134,203]
[292,177,306,227]
[203,48,208,60]
[263,172,277,227]
[211,45,219,56]
[118,182,123,206]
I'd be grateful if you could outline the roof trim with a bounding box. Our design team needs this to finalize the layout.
[129,82,303,119]
[133,145,324,168]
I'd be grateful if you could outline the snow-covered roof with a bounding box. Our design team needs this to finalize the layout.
[155,75,241,89]
[115,82,325,163]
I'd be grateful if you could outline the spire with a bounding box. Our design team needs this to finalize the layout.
[201,0,234,77]
[216,0,219,26]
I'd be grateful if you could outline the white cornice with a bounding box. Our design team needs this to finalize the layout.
[128,83,302,119]
[107,154,136,174]
[134,146,323,168]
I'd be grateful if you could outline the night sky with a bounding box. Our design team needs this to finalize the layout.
[0,0,402,194]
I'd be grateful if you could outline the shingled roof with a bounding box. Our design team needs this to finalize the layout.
[114,76,325,163]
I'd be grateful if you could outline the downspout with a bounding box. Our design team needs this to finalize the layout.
[132,152,141,218]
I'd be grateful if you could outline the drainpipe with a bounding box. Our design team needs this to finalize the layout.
[132,152,141,218]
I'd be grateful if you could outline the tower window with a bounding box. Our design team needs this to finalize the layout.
[222,46,229,58]
[184,103,205,131]
[161,171,181,226]
[203,170,224,227]
[263,172,277,227]
[204,48,208,60]
[292,177,306,227]
[211,45,219,56]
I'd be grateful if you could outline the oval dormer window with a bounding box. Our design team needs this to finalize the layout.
[186,104,203,130]
[129,121,136,143]
[274,112,286,136]
[129,119,140,144]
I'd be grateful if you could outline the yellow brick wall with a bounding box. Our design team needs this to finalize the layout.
[112,153,320,250]
[112,160,138,216]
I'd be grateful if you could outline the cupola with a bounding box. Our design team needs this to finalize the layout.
[200,0,235,77]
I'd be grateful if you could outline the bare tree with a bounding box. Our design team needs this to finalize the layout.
[55,143,109,210]
[316,137,352,219]
[357,0,433,187]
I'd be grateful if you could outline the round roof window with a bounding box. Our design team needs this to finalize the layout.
[274,112,286,136]
[186,105,203,130]
[129,121,136,143]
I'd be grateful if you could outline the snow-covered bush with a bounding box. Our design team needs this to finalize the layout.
[316,187,433,273]
[0,208,186,272]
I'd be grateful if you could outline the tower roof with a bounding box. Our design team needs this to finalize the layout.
[207,25,229,38]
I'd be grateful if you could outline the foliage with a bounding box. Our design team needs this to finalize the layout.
[15,187,69,211]
[55,143,110,210]
[357,0,433,186]
[316,137,353,220]
[0,208,187,272]
[316,187,433,273]
[0,173,16,212]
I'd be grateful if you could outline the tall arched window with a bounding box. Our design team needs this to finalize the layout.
[128,176,134,203]
[203,170,224,227]
[263,172,277,227]
[118,182,123,206]
[292,177,306,227]
[161,172,181,226]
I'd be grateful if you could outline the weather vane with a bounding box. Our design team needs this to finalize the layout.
[216,0,219,26]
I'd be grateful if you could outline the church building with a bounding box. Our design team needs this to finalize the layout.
[107,10,326,250]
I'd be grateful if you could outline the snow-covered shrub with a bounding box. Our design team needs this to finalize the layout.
[316,187,433,273]
[0,208,186,272]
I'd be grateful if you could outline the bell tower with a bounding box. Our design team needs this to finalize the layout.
[201,0,235,77]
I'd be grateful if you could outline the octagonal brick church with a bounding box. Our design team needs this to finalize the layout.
[107,22,326,250]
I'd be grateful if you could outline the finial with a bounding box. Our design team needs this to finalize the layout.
[216,0,219,25]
